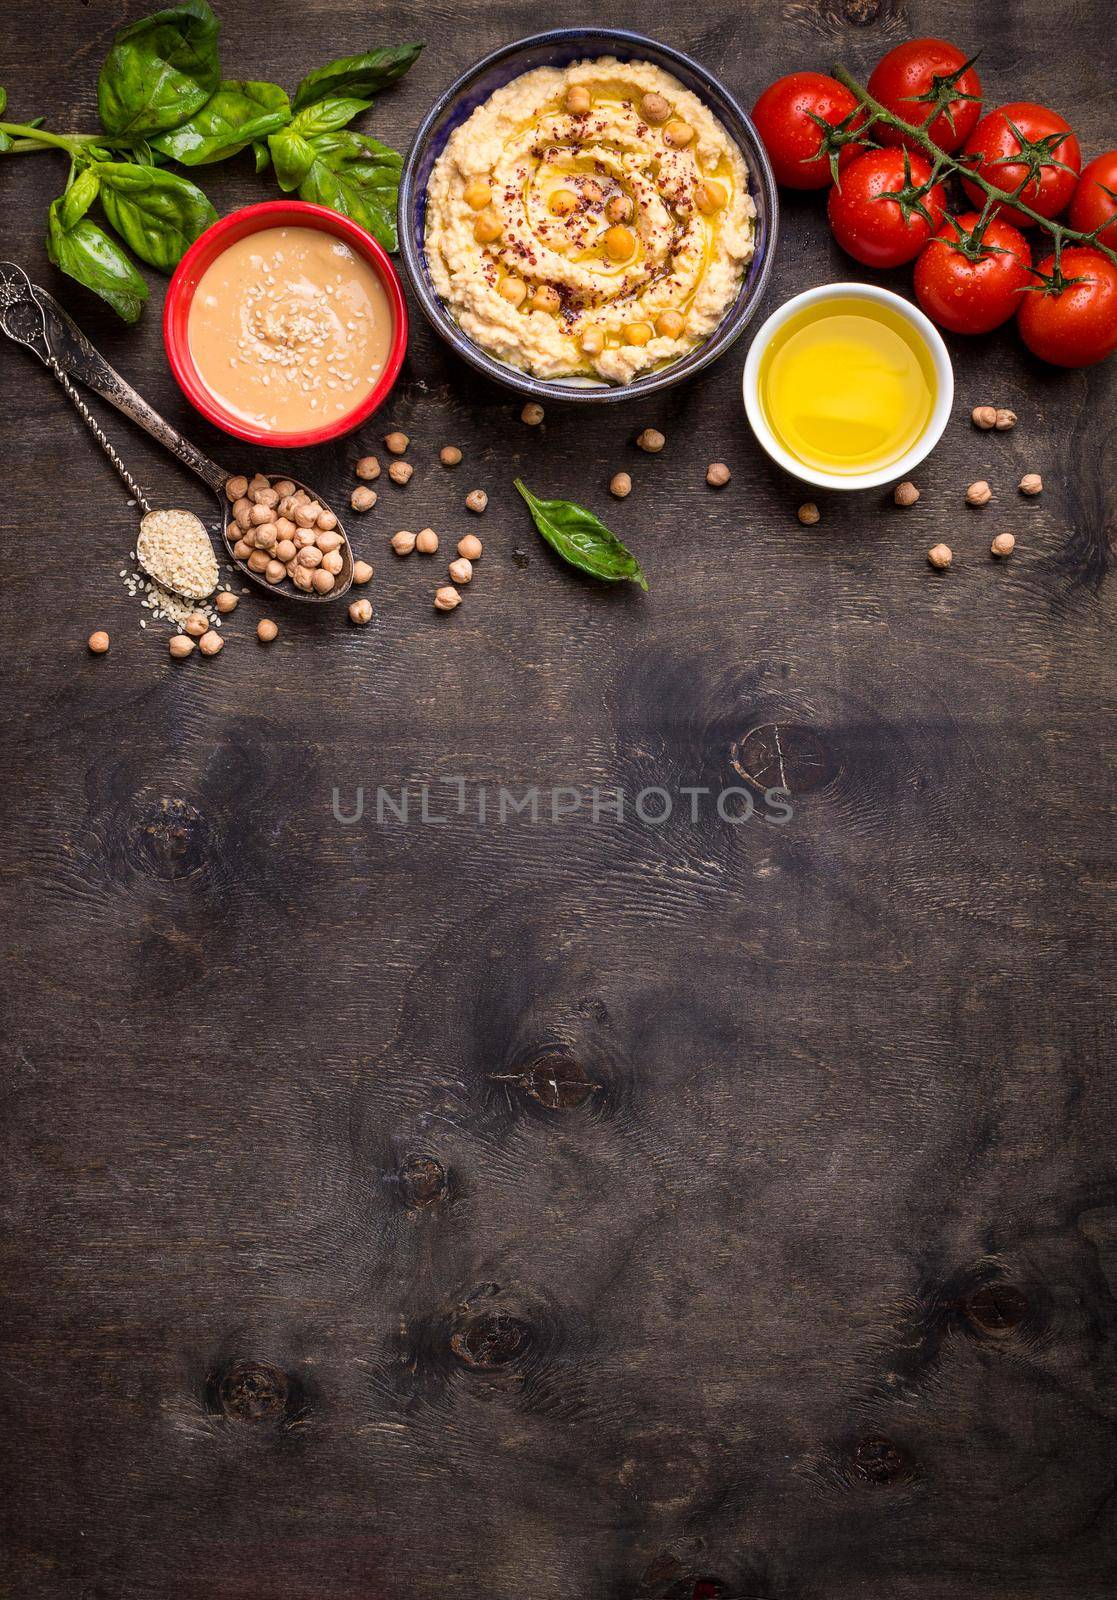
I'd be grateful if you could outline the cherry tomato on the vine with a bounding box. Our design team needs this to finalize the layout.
[827,148,947,268]
[868,37,983,154]
[961,101,1081,227]
[1017,248,1117,367]
[914,212,1032,334]
[1068,151,1117,251]
[751,72,867,190]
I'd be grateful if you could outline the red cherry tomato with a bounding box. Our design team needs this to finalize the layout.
[914,212,1032,334]
[961,101,1081,227]
[1017,247,1117,367]
[868,37,982,154]
[1069,150,1117,251]
[751,72,866,190]
[827,148,947,268]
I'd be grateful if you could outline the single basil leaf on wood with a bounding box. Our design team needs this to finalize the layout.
[295,130,402,250]
[58,167,101,231]
[253,139,270,174]
[97,161,217,272]
[151,80,291,164]
[47,199,148,323]
[289,96,372,137]
[514,479,648,590]
[268,126,317,191]
[291,43,422,111]
[97,0,221,139]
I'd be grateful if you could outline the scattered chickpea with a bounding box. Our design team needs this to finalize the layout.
[440,446,462,467]
[565,85,591,115]
[434,585,462,612]
[1019,473,1043,496]
[605,194,633,224]
[183,611,208,638]
[611,472,632,498]
[893,481,920,507]
[355,455,381,481]
[655,309,685,340]
[415,527,439,555]
[389,461,414,485]
[83,630,112,658]
[499,276,528,306]
[473,210,503,245]
[215,591,238,614]
[225,474,248,502]
[448,557,473,585]
[257,619,278,643]
[464,179,492,210]
[521,402,545,426]
[636,428,665,453]
[168,635,194,659]
[353,560,374,584]
[972,405,998,430]
[663,118,695,148]
[641,92,670,124]
[349,598,373,625]
[966,480,992,507]
[706,462,731,488]
[391,530,417,555]
[549,188,578,217]
[457,534,482,561]
[991,532,1016,558]
[351,485,378,512]
[625,321,653,347]
[695,181,727,215]
[531,285,561,314]
[995,408,1017,431]
[384,430,409,455]
[466,489,488,513]
[927,543,953,570]
[797,502,820,525]
[198,629,224,656]
[604,225,635,261]
[581,326,605,355]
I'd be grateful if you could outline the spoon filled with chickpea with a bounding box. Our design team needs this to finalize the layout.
[0,262,353,604]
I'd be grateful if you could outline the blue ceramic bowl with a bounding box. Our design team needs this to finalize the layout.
[397,29,779,404]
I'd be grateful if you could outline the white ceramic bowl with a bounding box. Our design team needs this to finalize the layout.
[742,282,954,491]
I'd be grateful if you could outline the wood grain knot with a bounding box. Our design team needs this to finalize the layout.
[852,1435,910,1485]
[842,0,880,21]
[730,723,838,796]
[211,1360,291,1423]
[491,1052,598,1110]
[396,1153,448,1210]
[126,796,209,880]
[961,1282,1029,1337]
[450,1311,532,1370]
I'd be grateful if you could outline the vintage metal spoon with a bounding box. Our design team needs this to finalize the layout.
[0,262,353,605]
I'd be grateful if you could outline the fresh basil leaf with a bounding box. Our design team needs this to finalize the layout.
[151,79,291,164]
[514,479,648,590]
[292,43,422,111]
[289,96,371,137]
[295,130,402,250]
[98,0,221,139]
[58,167,101,231]
[268,126,317,191]
[47,199,148,323]
[253,139,270,174]
[97,161,217,271]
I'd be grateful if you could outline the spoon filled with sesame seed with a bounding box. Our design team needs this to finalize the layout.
[0,263,353,605]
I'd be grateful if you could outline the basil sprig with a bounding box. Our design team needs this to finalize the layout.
[0,7,421,322]
[515,480,649,591]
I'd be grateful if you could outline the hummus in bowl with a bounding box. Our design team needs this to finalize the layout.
[424,57,757,385]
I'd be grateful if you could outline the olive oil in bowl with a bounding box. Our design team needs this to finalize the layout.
[757,295,937,477]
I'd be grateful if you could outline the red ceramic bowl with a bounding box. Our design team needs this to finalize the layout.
[164,200,408,448]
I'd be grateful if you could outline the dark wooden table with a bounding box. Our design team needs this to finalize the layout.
[2,2,1116,1596]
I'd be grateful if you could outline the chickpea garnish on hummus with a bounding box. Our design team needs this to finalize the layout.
[425,58,756,384]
